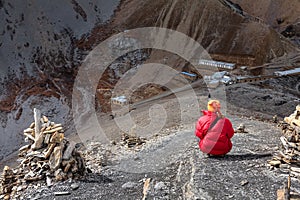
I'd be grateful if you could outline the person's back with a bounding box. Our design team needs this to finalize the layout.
[195,100,234,156]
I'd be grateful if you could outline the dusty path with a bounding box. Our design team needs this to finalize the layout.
[19,116,300,200]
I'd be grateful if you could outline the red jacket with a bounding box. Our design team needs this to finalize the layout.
[195,110,234,155]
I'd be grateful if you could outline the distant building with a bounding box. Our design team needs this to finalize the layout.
[204,71,235,88]
[111,96,128,106]
[198,59,236,70]
[274,68,300,77]
[180,71,197,82]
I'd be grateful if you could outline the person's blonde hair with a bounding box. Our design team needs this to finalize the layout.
[207,100,220,112]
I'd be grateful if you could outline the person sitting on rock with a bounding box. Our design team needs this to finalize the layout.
[195,100,234,156]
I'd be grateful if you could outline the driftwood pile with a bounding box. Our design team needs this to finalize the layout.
[0,108,85,199]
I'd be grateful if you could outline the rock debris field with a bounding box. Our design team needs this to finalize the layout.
[2,112,300,200]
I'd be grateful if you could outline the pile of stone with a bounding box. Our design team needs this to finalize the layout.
[120,133,146,148]
[0,108,85,199]
[268,105,300,177]
[235,123,248,133]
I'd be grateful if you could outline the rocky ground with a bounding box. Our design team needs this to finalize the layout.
[14,114,300,200]
[2,81,299,199]
[1,70,299,199]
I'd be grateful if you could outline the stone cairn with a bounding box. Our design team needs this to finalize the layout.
[267,105,300,199]
[0,108,85,199]
[268,105,300,175]
[121,133,146,148]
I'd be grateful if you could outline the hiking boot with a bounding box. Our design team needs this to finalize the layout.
[207,154,225,158]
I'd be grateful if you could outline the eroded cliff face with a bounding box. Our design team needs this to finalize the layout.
[231,0,300,47]
[230,0,300,29]
[102,0,298,66]
[0,0,120,159]
[0,0,120,104]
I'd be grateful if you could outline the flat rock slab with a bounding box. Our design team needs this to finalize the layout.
[54,191,71,196]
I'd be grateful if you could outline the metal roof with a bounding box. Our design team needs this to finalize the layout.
[198,59,236,69]
[274,68,300,76]
[181,71,197,77]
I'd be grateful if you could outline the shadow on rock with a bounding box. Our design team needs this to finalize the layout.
[207,153,272,161]
[81,173,113,184]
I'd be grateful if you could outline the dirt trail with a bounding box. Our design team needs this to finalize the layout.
[108,116,291,199]
[18,115,298,199]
